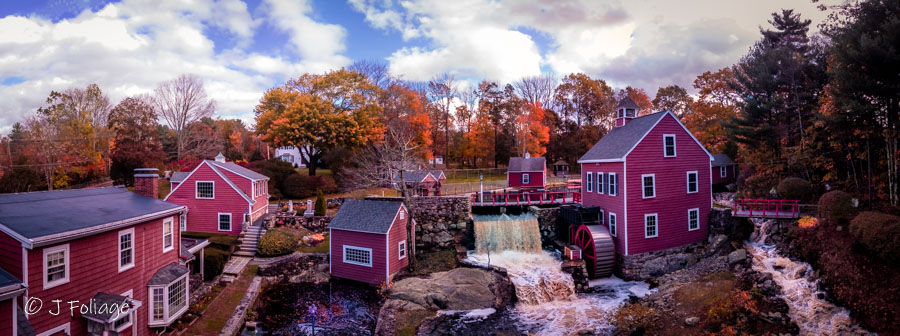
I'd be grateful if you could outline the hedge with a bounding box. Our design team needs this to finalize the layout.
[207,236,239,252]
[776,177,813,203]
[203,248,230,281]
[257,230,297,257]
[850,211,900,262]
[817,190,855,224]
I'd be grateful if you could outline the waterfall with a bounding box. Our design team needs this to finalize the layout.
[473,214,542,254]
[745,218,871,335]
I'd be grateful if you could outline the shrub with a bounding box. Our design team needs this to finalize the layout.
[207,235,239,252]
[818,190,855,224]
[850,211,900,262]
[257,230,297,257]
[777,177,813,203]
[203,248,229,281]
[283,174,339,199]
[315,190,327,216]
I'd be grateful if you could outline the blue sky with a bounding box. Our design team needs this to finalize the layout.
[0,0,834,134]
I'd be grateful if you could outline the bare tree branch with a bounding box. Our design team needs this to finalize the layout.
[153,74,216,159]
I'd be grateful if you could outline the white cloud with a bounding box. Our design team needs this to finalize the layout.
[263,0,351,72]
[0,0,350,134]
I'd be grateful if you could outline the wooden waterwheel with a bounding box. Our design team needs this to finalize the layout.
[572,224,616,278]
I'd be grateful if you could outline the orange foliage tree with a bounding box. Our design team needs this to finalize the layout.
[514,102,550,157]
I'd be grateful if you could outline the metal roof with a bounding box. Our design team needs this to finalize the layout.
[329,199,403,234]
[170,172,190,183]
[148,262,189,286]
[0,188,184,245]
[508,157,546,172]
[578,111,667,162]
[711,154,736,167]
[207,160,269,180]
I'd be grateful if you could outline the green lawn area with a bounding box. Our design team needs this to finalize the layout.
[444,175,506,183]
[183,265,258,335]
[294,168,333,176]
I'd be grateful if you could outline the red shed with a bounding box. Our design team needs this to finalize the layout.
[0,170,191,335]
[329,200,413,286]
[577,97,712,259]
[711,154,737,185]
[165,153,270,236]
[508,155,547,189]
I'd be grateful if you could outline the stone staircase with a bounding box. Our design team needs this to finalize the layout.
[234,224,266,257]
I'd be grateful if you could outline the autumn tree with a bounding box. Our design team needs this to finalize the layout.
[108,96,166,186]
[514,74,557,109]
[255,69,384,175]
[514,102,550,157]
[182,121,224,159]
[552,73,616,162]
[653,85,694,118]
[153,74,216,159]
[426,73,458,163]
[381,84,432,160]
[683,69,739,155]
[616,86,653,116]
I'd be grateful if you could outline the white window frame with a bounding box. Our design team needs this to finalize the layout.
[112,289,134,332]
[398,240,407,260]
[147,274,189,327]
[688,208,700,231]
[42,243,70,290]
[36,322,70,336]
[217,213,232,232]
[645,213,659,238]
[342,245,373,267]
[522,173,530,184]
[162,218,174,253]
[586,172,593,192]
[641,174,656,198]
[720,166,727,178]
[663,134,676,157]
[686,171,698,194]
[608,173,618,196]
[118,228,135,273]
[399,209,405,220]
[195,181,215,199]
[180,214,186,231]
[597,172,605,194]
[609,212,617,237]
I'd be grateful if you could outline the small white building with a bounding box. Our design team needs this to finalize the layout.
[274,145,312,168]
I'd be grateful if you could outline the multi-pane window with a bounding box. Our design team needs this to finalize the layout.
[168,277,187,315]
[152,288,164,321]
[687,171,698,193]
[608,173,618,196]
[597,173,605,194]
[688,208,700,231]
[113,290,133,331]
[218,213,231,231]
[180,214,186,231]
[720,166,727,178]
[45,247,67,285]
[119,229,134,271]
[150,276,187,325]
[664,135,676,157]
[642,175,655,198]
[163,219,174,252]
[522,173,530,184]
[343,246,372,266]
[586,172,593,192]
[399,240,407,259]
[645,214,658,238]
[196,181,214,199]
[609,213,617,237]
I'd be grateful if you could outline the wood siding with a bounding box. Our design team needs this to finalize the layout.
[166,163,249,236]
[0,233,22,281]
[0,298,11,336]
[581,162,626,254]
[330,229,388,285]
[508,169,545,188]
[386,207,411,282]
[624,113,711,255]
[24,214,181,336]
[712,165,737,185]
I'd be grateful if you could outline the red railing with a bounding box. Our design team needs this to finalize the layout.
[472,191,582,206]
[733,199,800,218]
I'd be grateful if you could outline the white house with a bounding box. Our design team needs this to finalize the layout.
[275,146,313,168]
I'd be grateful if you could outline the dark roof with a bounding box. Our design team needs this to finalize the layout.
[508,157,546,172]
[429,170,445,179]
[148,262,189,286]
[0,267,21,290]
[0,187,184,243]
[578,112,668,162]
[170,172,190,183]
[552,160,569,166]
[207,160,268,180]
[711,154,736,167]
[617,97,639,109]
[393,171,432,183]
[82,292,139,322]
[17,305,35,336]
[329,199,403,234]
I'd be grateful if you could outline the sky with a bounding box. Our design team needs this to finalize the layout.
[0,0,837,134]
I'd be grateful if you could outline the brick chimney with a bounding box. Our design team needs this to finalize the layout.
[134,168,159,199]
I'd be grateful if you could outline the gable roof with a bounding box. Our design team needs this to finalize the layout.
[553,160,569,166]
[207,160,269,180]
[429,170,446,180]
[0,187,185,248]
[508,157,546,172]
[163,160,254,204]
[578,110,713,163]
[170,172,190,183]
[617,96,639,109]
[711,154,736,167]
[393,171,433,183]
[329,199,403,234]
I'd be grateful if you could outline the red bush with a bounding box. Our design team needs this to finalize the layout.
[850,211,900,262]
[817,190,855,224]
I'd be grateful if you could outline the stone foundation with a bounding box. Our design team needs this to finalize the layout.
[617,242,707,280]
[258,253,330,284]
[366,196,472,253]
[529,206,561,248]
[561,259,590,292]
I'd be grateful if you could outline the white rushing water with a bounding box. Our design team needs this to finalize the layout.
[468,251,653,335]
[745,219,871,336]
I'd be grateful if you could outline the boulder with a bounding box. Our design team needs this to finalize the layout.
[387,268,507,310]
[685,316,700,326]
[375,299,430,336]
[706,234,731,256]
[728,249,748,265]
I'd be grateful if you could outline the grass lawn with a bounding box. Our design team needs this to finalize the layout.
[444,175,506,183]
[294,168,333,176]
[183,265,259,335]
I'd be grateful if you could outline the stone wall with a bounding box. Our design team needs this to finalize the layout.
[267,215,332,233]
[366,196,472,253]
[258,253,330,284]
[561,259,590,292]
[529,206,561,248]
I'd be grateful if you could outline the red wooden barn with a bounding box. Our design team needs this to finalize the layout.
[329,200,413,286]
[711,154,737,185]
[165,153,270,236]
[508,155,547,190]
[577,97,712,260]
[0,169,191,335]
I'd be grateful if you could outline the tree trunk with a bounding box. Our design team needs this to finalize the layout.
[398,170,417,272]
